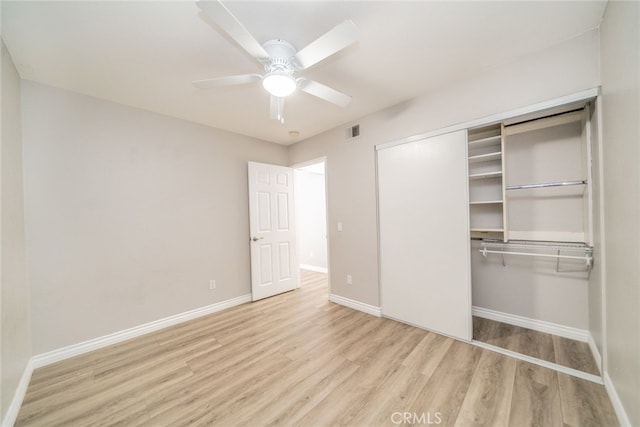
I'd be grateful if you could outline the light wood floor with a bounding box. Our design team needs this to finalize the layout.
[473,317,600,376]
[16,270,618,426]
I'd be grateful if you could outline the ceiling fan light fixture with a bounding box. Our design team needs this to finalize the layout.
[262,72,296,97]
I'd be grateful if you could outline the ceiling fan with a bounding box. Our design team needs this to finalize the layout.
[192,1,358,123]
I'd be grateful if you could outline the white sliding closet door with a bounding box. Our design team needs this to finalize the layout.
[378,130,472,341]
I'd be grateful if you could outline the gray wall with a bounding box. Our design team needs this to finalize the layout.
[21,81,288,354]
[289,30,600,309]
[600,1,640,425]
[1,40,32,419]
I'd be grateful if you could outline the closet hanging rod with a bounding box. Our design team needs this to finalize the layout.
[506,180,586,191]
[480,240,590,252]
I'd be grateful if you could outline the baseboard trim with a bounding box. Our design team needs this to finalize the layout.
[329,294,381,317]
[472,306,588,342]
[587,333,602,374]
[300,264,328,274]
[604,372,632,427]
[2,359,35,427]
[32,294,252,369]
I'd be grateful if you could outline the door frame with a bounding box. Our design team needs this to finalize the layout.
[292,157,331,293]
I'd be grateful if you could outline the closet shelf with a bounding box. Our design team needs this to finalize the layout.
[479,240,593,272]
[469,171,502,180]
[471,228,504,232]
[468,152,502,163]
[468,135,501,148]
[470,200,503,205]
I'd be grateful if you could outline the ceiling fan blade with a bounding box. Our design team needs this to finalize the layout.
[294,20,358,70]
[192,74,262,89]
[299,79,352,107]
[197,1,270,62]
[270,96,285,123]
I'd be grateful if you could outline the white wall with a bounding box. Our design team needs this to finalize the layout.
[600,1,640,425]
[21,81,288,354]
[294,168,327,272]
[1,40,31,420]
[289,29,600,308]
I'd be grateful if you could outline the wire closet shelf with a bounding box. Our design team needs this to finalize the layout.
[479,240,594,274]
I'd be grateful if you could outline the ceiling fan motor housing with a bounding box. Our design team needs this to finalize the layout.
[262,39,298,74]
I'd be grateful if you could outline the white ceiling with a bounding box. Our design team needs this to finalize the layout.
[2,1,607,145]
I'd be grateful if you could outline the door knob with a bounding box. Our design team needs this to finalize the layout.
[251,236,264,242]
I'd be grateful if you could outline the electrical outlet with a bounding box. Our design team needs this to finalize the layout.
[346,274,352,285]
[209,280,216,290]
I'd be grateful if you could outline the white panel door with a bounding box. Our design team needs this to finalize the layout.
[378,130,472,341]
[248,161,299,301]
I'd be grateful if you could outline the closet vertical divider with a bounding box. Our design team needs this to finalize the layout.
[500,123,508,242]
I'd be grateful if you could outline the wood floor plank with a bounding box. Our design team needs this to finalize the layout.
[518,327,556,362]
[473,316,495,343]
[552,334,600,375]
[144,351,292,425]
[84,400,150,427]
[174,353,296,427]
[291,350,398,425]
[262,357,361,426]
[409,340,483,425]
[286,322,427,425]
[557,371,618,426]
[348,365,430,426]
[183,302,331,373]
[486,318,522,351]
[341,318,407,362]
[455,349,517,426]
[93,336,220,383]
[17,364,193,427]
[26,333,160,387]
[280,308,371,360]
[336,326,429,426]
[404,332,454,379]
[21,369,94,407]
[17,360,190,422]
[16,271,618,427]
[216,353,356,426]
[509,360,563,427]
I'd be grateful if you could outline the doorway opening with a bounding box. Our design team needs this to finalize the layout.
[294,159,329,291]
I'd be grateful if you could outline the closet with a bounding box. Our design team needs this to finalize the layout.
[377,90,601,374]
